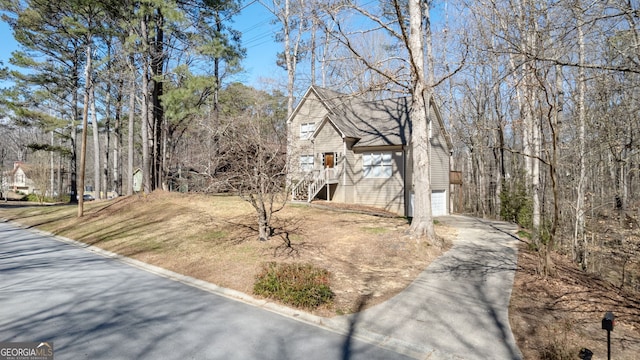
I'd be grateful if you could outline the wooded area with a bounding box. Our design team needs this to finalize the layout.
[0,1,638,286]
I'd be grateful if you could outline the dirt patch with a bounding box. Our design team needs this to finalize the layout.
[509,245,640,359]
[0,191,453,317]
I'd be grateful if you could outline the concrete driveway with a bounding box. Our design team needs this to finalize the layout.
[0,221,412,360]
[325,215,524,359]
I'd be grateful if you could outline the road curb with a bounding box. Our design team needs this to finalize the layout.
[1,217,459,359]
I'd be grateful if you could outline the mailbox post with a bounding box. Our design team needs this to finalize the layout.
[601,311,615,360]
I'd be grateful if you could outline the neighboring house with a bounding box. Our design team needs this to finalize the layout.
[132,168,143,193]
[288,86,452,217]
[6,162,38,194]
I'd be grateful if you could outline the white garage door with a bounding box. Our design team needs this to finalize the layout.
[431,190,447,216]
[408,190,447,217]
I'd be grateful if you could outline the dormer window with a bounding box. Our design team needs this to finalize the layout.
[300,122,315,139]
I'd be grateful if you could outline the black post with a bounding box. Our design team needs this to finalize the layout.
[607,329,611,360]
[602,311,614,360]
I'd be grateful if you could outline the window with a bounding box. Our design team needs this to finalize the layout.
[300,155,314,172]
[300,122,315,139]
[363,152,392,178]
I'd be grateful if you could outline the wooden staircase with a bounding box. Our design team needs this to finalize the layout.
[291,168,340,202]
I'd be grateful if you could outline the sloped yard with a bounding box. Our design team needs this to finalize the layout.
[0,191,451,317]
[510,246,640,359]
[4,191,638,359]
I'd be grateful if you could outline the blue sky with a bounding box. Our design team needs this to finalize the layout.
[0,18,19,84]
[0,2,283,88]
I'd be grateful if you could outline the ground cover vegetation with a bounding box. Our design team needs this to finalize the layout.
[253,262,334,309]
[1,0,640,358]
[0,193,451,316]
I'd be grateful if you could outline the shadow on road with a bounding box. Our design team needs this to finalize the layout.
[0,221,410,360]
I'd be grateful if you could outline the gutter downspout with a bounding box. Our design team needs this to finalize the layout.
[343,140,347,186]
[403,144,408,217]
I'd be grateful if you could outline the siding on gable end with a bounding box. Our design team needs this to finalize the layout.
[289,91,329,178]
[314,120,346,201]
[430,143,449,191]
[429,104,450,192]
[314,120,343,157]
[290,91,329,137]
[352,148,405,215]
[15,168,26,186]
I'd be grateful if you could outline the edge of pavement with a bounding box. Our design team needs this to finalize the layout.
[1,218,463,360]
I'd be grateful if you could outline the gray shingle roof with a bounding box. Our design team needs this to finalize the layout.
[312,86,412,147]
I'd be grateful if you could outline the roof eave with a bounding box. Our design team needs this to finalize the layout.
[310,115,348,140]
[430,96,454,152]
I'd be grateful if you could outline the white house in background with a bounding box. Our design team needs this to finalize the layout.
[132,168,143,193]
[7,162,38,194]
[288,86,453,217]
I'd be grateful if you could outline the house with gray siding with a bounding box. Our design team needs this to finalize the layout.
[288,86,452,217]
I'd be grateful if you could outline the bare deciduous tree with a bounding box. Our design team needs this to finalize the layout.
[307,0,466,241]
[216,85,288,241]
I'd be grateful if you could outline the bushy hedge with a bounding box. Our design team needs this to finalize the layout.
[24,193,59,203]
[24,193,42,202]
[500,180,533,229]
[253,262,334,309]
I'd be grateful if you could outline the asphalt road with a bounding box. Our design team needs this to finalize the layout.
[0,221,412,360]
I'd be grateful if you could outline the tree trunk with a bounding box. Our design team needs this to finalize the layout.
[209,12,222,185]
[574,8,587,263]
[104,103,110,197]
[69,50,80,204]
[113,76,123,195]
[532,107,541,232]
[90,86,101,199]
[310,14,317,86]
[152,8,164,191]
[476,145,487,217]
[57,150,63,199]
[141,15,151,194]
[127,52,136,196]
[50,131,54,197]
[102,40,112,198]
[406,0,435,240]
[257,203,272,241]
[104,81,111,197]
[78,42,92,217]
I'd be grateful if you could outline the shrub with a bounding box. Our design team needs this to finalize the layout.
[500,178,533,229]
[539,321,579,360]
[253,262,334,309]
[539,341,577,360]
[24,193,41,202]
[24,193,56,203]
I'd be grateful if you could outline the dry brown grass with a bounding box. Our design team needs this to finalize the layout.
[509,245,640,359]
[0,190,452,317]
